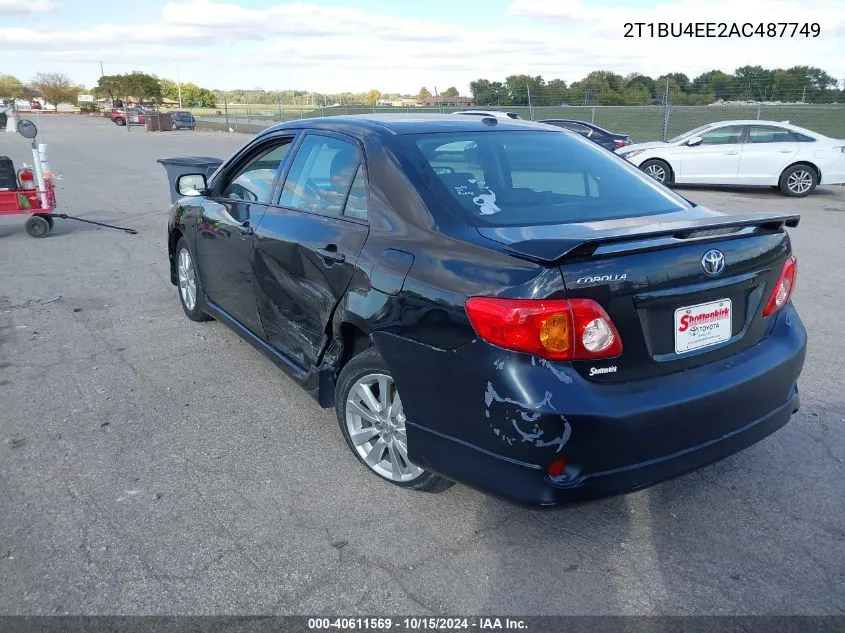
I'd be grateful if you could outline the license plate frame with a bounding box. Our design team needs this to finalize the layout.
[674,298,732,354]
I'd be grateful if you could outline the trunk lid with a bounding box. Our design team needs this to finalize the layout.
[478,209,799,382]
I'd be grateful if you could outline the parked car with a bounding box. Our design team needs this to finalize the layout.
[167,114,806,506]
[170,111,196,130]
[29,100,42,110]
[453,109,522,120]
[0,109,6,131]
[111,107,145,126]
[617,120,845,197]
[540,119,631,150]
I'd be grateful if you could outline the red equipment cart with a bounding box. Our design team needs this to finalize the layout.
[0,117,58,238]
[0,178,57,238]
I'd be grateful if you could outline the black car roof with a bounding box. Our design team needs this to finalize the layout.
[261,113,555,137]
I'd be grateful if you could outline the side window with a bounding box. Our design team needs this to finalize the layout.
[699,126,744,145]
[794,133,816,142]
[279,135,361,217]
[219,140,293,204]
[747,126,797,143]
[344,165,368,220]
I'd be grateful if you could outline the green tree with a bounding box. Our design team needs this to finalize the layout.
[624,73,656,100]
[122,71,162,104]
[690,70,736,101]
[504,74,545,105]
[31,72,76,108]
[0,74,24,99]
[442,86,459,98]
[469,79,494,105]
[540,79,567,105]
[622,85,652,105]
[178,83,216,108]
[734,65,775,100]
[417,87,432,100]
[93,74,123,100]
[569,71,626,105]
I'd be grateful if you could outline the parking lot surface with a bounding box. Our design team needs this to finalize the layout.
[1,116,843,615]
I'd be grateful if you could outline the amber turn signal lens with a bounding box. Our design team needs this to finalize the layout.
[539,313,571,353]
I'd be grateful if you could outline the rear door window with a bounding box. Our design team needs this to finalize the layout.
[278,134,362,218]
[746,125,798,143]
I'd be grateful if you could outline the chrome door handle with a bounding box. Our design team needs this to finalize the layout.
[724,150,740,155]
[778,149,794,153]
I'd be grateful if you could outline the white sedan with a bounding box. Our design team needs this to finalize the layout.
[616,120,845,197]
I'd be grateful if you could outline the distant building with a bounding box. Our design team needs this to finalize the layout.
[419,96,474,107]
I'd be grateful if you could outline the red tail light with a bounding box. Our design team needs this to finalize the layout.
[614,139,631,147]
[763,256,797,317]
[465,297,623,361]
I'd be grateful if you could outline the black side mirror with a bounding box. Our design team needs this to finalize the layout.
[176,173,207,196]
[17,119,38,139]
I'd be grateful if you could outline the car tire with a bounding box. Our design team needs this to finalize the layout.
[640,159,672,185]
[175,237,211,322]
[335,346,453,493]
[114,118,126,126]
[779,164,817,197]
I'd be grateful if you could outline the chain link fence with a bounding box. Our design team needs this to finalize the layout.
[192,103,845,142]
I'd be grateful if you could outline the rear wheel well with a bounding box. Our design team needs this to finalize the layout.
[783,161,820,181]
[338,323,371,371]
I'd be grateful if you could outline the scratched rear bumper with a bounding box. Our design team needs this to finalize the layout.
[373,304,806,506]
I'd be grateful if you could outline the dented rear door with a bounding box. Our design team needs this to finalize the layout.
[252,132,369,370]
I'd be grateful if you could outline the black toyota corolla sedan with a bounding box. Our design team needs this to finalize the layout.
[167,114,806,506]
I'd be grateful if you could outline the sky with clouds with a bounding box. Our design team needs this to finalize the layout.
[2,0,844,93]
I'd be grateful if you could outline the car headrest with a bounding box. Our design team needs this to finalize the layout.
[330,147,359,182]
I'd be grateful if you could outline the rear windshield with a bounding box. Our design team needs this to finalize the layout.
[404,130,691,226]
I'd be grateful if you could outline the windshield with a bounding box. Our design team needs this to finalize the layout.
[667,124,715,144]
[403,130,691,227]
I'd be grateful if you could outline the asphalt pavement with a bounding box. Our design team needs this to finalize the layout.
[0,116,843,615]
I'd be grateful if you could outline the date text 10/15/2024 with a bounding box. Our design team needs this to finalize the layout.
[307,618,528,630]
[624,22,820,37]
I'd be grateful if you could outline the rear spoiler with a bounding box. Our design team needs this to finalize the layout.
[503,213,800,264]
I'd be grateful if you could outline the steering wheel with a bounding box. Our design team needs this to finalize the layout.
[300,180,332,210]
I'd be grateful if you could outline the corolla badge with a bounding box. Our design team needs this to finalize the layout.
[701,249,725,276]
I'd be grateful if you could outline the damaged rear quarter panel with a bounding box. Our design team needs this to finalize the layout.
[373,332,579,469]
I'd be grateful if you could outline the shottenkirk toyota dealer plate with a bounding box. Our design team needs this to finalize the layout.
[674,299,732,354]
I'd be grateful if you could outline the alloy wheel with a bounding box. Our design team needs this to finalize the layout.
[645,164,667,182]
[787,169,813,195]
[177,248,197,311]
[345,373,423,482]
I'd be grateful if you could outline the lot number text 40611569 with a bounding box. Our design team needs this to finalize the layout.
[624,22,820,38]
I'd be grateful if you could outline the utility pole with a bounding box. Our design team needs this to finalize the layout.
[662,78,670,142]
[177,63,183,109]
[99,59,104,77]
[527,85,532,119]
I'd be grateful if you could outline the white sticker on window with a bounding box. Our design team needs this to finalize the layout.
[473,187,501,215]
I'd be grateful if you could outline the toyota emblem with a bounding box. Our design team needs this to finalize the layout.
[701,249,725,276]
